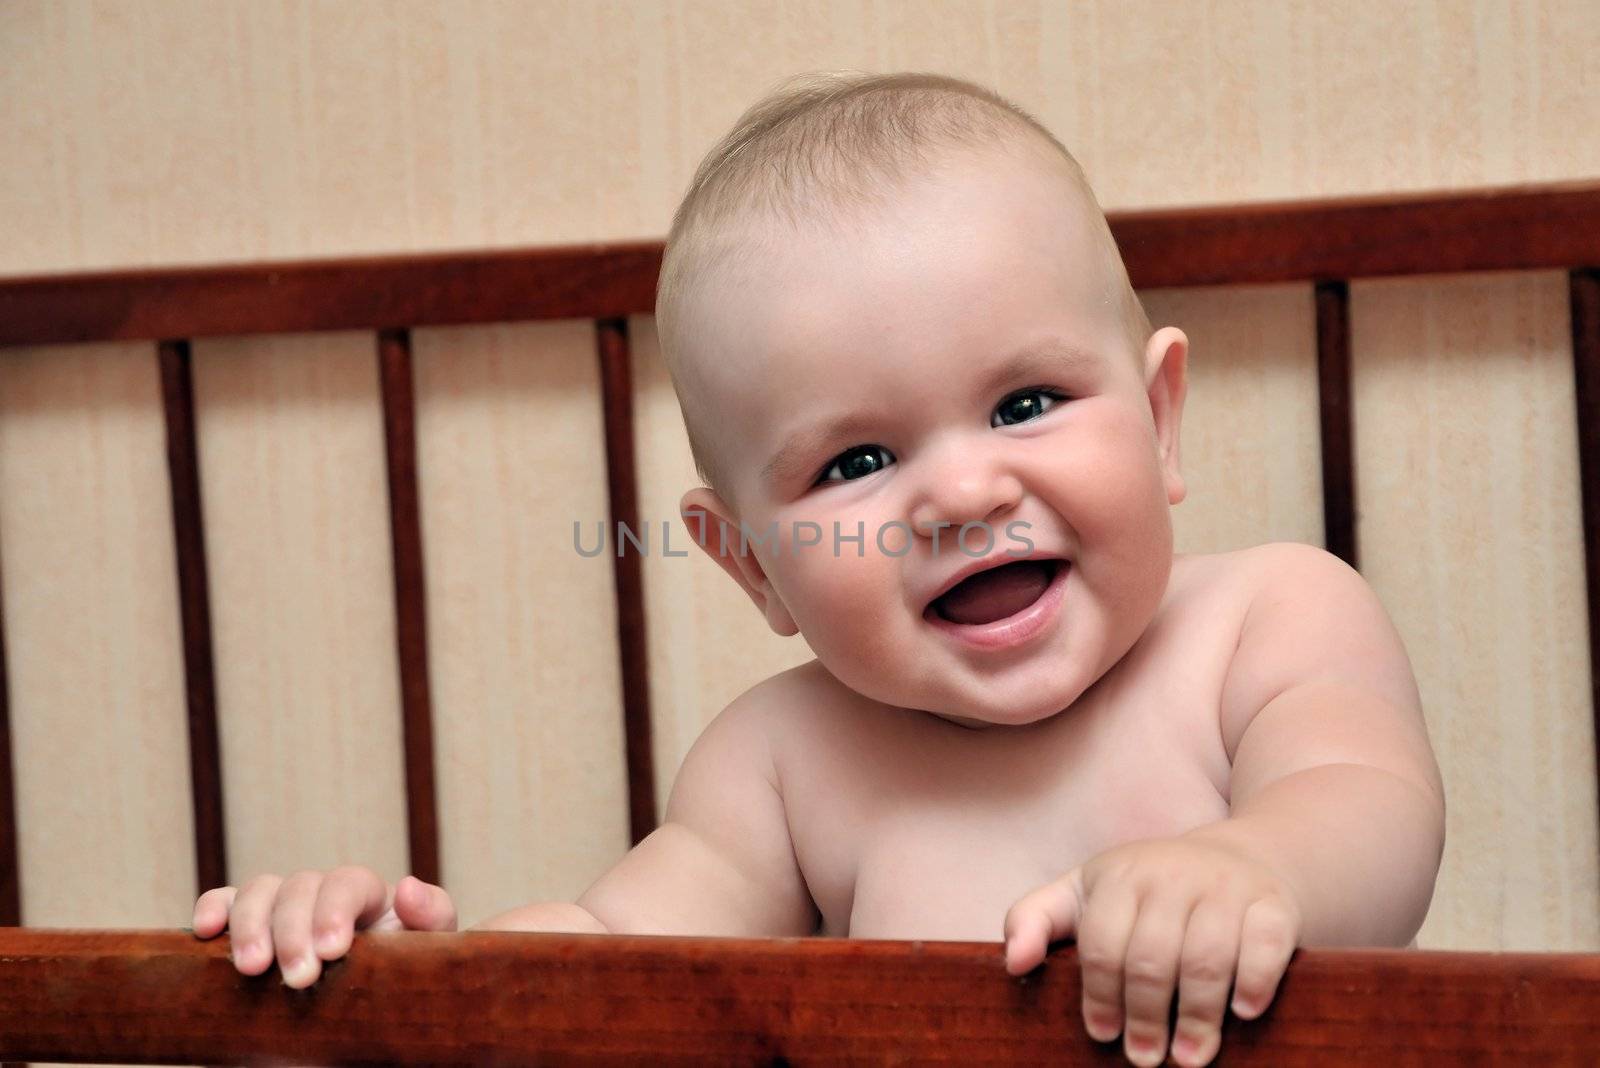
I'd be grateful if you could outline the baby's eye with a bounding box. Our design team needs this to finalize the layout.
[992,389,1064,427]
[818,445,896,484]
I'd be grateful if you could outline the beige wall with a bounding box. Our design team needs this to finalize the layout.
[1,0,1597,958]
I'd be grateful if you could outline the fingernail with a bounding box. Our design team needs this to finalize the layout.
[1124,1031,1163,1068]
[1084,1011,1120,1043]
[1170,1032,1202,1065]
[281,956,316,988]
[315,930,340,956]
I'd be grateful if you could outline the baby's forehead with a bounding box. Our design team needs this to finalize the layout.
[760,139,1105,256]
[721,157,1092,283]
[669,141,1138,490]
[705,162,1120,340]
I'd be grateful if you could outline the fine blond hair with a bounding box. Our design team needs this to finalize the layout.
[655,70,1151,495]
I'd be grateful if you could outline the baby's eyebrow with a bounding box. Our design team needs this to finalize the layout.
[762,413,881,488]
[978,342,1101,396]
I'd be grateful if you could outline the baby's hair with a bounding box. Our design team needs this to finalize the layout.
[656,70,1152,495]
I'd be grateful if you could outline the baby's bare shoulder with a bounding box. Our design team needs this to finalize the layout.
[1218,541,1392,628]
[1165,541,1362,623]
[1236,539,1353,577]
[717,659,861,724]
[700,659,869,757]
[1212,541,1422,749]
[1175,539,1339,587]
[662,664,846,825]
[1192,541,1401,670]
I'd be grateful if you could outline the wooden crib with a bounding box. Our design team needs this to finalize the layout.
[0,181,1598,1063]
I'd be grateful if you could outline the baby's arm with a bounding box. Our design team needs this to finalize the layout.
[1196,542,1444,944]
[196,686,815,983]
[481,685,818,937]
[1004,543,1444,1068]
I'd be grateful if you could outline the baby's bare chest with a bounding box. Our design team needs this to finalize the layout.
[781,563,1247,941]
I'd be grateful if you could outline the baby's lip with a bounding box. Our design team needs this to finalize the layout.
[922,552,1067,613]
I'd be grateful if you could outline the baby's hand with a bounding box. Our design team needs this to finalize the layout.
[193,867,457,989]
[1002,837,1301,1068]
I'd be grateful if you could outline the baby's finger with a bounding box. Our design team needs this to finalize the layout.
[1231,898,1297,1020]
[192,886,238,938]
[226,873,285,976]
[393,875,459,933]
[1170,903,1242,1068]
[1074,882,1138,1044]
[1001,869,1081,975]
[271,870,328,989]
[311,866,392,960]
[1119,900,1188,1068]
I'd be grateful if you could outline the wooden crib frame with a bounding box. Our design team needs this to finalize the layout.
[0,181,1598,1063]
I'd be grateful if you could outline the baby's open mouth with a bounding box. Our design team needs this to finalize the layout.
[927,559,1064,626]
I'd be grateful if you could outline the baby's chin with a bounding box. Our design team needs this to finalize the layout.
[922,708,1044,731]
[887,676,1089,730]
[811,647,1091,730]
[923,698,1076,731]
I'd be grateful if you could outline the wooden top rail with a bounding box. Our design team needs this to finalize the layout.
[0,930,1597,1065]
[2,181,1598,347]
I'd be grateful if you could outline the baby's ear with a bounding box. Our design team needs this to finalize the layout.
[1144,326,1190,506]
[679,487,799,636]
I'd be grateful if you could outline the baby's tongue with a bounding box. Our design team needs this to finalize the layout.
[933,561,1054,626]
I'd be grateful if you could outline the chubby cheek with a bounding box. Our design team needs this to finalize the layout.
[1050,422,1173,620]
[1090,462,1171,562]
[1055,413,1170,540]
[769,544,912,688]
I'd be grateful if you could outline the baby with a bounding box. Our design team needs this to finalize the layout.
[193,72,1445,1068]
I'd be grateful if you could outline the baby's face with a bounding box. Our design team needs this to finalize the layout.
[682,143,1187,728]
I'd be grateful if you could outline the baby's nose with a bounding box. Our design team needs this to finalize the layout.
[909,470,1024,537]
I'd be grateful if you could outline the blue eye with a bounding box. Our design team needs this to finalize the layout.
[818,445,896,484]
[992,389,1064,427]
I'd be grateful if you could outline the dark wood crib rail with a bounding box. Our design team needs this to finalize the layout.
[6,181,1600,346]
[0,181,1597,941]
[0,929,1597,1066]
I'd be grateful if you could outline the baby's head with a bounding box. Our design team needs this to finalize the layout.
[657,72,1190,729]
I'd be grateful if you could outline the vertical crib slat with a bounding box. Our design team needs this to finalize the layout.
[0,636,12,1068]
[1569,269,1600,845]
[0,548,17,927]
[596,318,657,845]
[158,339,229,895]
[1315,281,1358,568]
[377,329,441,886]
